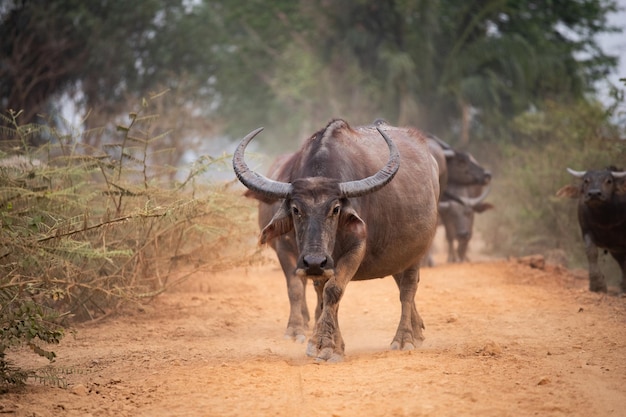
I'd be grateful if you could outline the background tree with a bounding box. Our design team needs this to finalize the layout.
[0,0,621,151]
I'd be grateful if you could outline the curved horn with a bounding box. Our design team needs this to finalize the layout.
[232,127,292,199]
[458,184,491,207]
[612,171,626,178]
[438,201,452,210]
[566,168,586,178]
[338,126,400,198]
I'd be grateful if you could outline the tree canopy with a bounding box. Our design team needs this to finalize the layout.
[0,0,621,149]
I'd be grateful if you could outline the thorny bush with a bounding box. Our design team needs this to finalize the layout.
[0,94,261,388]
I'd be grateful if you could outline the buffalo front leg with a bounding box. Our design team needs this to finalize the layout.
[306,243,365,362]
[609,251,626,293]
[306,281,345,363]
[457,237,470,262]
[391,265,425,350]
[584,234,607,293]
[276,240,310,342]
[446,236,458,263]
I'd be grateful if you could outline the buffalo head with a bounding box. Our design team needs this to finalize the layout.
[446,151,492,186]
[438,184,493,262]
[557,167,626,206]
[233,126,400,277]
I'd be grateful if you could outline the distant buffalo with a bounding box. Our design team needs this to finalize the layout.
[557,167,626,293]
[422,137,493,265]
[438,183,493,263]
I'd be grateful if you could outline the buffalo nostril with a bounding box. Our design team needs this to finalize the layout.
[303,254,328,275]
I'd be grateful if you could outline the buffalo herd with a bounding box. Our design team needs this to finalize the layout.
[234,118,625,360]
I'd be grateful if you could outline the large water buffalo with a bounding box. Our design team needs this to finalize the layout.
[556,167,626,293]
[438,183,493,263]
[234,119,440,362]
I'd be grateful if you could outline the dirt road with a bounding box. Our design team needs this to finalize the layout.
[3,246,626,417]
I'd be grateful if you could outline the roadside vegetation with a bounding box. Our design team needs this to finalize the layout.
[477,98,626,275]
[0,94,261,389]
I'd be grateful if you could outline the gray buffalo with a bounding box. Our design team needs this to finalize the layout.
[438,183,493,263]
[417,134,492,265]
[556,167,626,293]
[444,149,492,187]
[234,119,440,362]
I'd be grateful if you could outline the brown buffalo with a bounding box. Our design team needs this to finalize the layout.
[234,119,440,361]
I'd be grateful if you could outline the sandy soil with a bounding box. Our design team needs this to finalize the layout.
[2,233,626,417]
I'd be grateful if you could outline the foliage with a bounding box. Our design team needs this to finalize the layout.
[1,0,621,148]
[0,94,261,387]
[478,99,626,274]
[0,283,66,390]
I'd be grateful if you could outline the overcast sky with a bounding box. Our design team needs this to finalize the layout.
[596,0,626,103]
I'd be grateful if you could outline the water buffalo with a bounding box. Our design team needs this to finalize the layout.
[438,183,493,263]
[556,167,626,293]
[234,119,440,362]
[414,133,492,265]
[445,150,492,187]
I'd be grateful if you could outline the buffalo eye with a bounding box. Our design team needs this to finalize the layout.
[331,204,341,217]
[291,205,301,217]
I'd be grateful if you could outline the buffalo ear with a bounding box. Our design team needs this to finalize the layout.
[556,185,580,199]
[438,201,452,213]
[260,202,293,244]
[473,202,494,213]
[340,206,366,237]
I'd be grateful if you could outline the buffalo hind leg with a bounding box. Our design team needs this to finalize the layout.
[275,240,310,342]
[391,265,425,350]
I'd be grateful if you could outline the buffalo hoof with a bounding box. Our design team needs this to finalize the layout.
[390,341,415,351]
[390,341,418,351]
[284,332,306,344]
[314,347,344,363]
[306,341,343,362]
[589,282,607,293]
[284,326,307,343]
[390,336,423,351]
[306,340,318,357]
